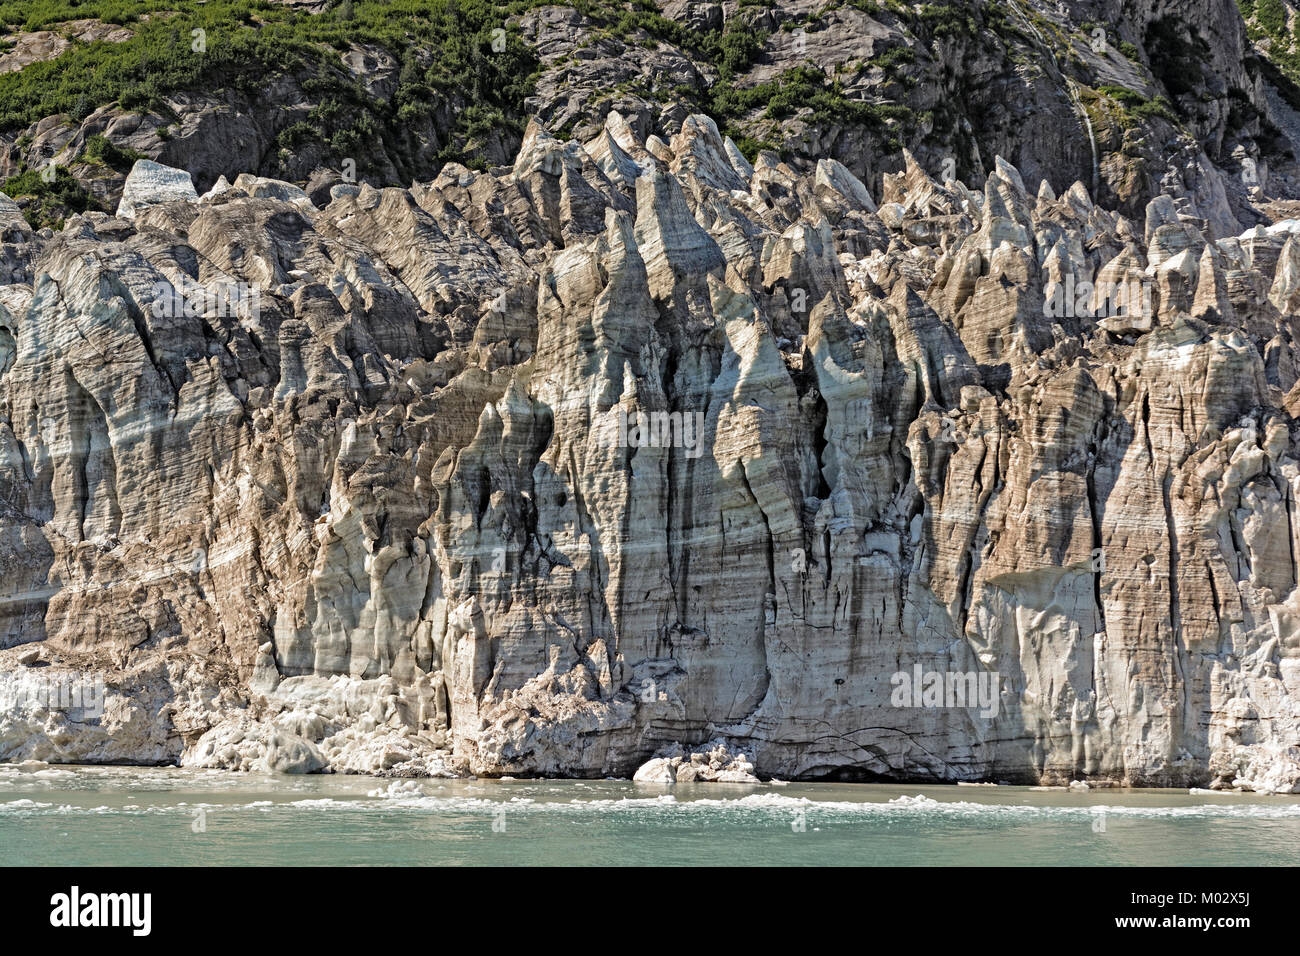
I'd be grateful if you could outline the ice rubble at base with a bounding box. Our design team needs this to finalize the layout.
[632,739,761,785]
[193,672,764,783]
[185,666,455,777]
[0,663,181,765]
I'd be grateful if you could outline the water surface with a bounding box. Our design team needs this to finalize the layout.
[2,764,1297,866]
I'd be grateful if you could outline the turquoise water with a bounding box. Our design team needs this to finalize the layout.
[3,764,1299,866]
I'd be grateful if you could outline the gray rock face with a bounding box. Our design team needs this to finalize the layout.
[521,0,1287,232]
[4,110,1300,792]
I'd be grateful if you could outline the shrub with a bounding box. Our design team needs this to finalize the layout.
[82,133,146,170]
[1,164,105,229]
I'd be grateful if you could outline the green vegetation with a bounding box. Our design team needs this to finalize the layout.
[0,165,104,230]
[711,64,913,152]
[0,0,780,169]
[714,20,767,74]
[912,2,981,39]
[1254,0,1288,36]
[727,133,779,161]
[1235,0,1300,114]
[1239,0,1300,88]
[0,0,539,171]
[1083,84,1177,135]
[0,0,939,175]
[0,0,168,30]
[871,44,916,72]
[1098,84,1171,112]
[81,132,146,170]
[845,0,1017,42]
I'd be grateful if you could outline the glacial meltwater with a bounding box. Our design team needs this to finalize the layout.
[3,765,1299,866]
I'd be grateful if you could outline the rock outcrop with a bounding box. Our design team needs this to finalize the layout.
[4,108,1300,793]
[5,0,1300,239]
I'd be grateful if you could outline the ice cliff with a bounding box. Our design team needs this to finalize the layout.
[3,112,1300,791]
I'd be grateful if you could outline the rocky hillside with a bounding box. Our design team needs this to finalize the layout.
[3,1,1300,792]
[3,0,1300,234]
